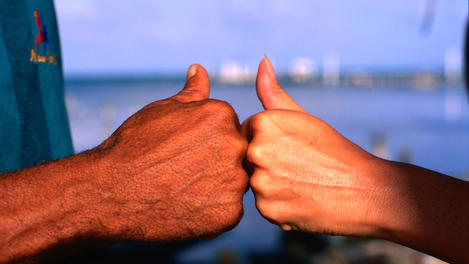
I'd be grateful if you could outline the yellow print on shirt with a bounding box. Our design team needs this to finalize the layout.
[29,49,57,65]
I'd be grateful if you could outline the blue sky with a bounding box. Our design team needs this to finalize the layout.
[54,0,467,75]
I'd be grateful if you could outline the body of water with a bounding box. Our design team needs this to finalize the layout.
[65,78,468,263]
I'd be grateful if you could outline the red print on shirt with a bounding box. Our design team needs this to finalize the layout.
[34,10,44,48]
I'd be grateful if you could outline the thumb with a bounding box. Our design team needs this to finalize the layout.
[171,64,210,103]
[256,56,306,112]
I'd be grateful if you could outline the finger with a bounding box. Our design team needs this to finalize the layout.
[240,115,259,176]
[242,158,254,177]
[171,64,210,103]
[240,115,254,142]
[202,235,218,240]
[256,56,307,112]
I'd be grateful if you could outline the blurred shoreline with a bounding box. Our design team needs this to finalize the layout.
[65,70,462,91]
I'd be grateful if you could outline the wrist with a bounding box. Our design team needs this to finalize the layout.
[71,148,124,239]
[57,150,110,237]
[362,159,422,240]
[340,155,398,238]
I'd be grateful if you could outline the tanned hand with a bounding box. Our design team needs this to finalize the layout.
[0,64,248,262]
[94,64,248,241]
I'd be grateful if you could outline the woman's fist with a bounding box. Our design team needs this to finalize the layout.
[242,57,387,237]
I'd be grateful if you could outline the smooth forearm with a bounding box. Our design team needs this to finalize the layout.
[0,151,104,262]
[372,160,469,263]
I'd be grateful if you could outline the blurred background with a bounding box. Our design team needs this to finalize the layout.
[55,1,467,263]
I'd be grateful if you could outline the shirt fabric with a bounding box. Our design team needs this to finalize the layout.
[0,0,73,173]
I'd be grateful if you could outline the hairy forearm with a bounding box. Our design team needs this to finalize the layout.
[373,160,469,263]
[0,151,104,262]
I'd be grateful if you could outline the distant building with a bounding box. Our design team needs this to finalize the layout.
[351,70,373,88]
[444,47,462,85]
[371,132,389,160]
[288,57,318,84]
[218,60,255,84]
[322,52,340,87]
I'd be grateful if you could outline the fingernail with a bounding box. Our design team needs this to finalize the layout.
[263,55,275,79]
[281,224,292,231]
[186,64,198,80]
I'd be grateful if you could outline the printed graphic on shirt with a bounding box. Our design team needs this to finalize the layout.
[30,10,57,65]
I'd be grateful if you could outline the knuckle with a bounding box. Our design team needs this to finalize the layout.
[199,100,239,128]
[249,173,271,193]
[202,99,236,117]
[231,135,248,153]
[255,201,279,222]
[251,112,271,129]
[235,169,249,191]
[219,135,247,161]
[225,169,248,195]
[246,145,266,163]
[229,203,244,223]
[220,203,244,231]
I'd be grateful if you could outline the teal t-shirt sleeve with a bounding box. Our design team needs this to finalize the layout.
[0,0,73,173]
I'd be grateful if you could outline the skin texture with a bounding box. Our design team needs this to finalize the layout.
[0,64,248,262]
[242,57,469,264]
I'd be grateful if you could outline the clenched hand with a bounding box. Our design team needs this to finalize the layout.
[93,65,248,241]
[240,57,469,264]
[241,57,385,236]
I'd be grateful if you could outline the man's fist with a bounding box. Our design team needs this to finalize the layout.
[91,64,248,241]
[242,57,386,237]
